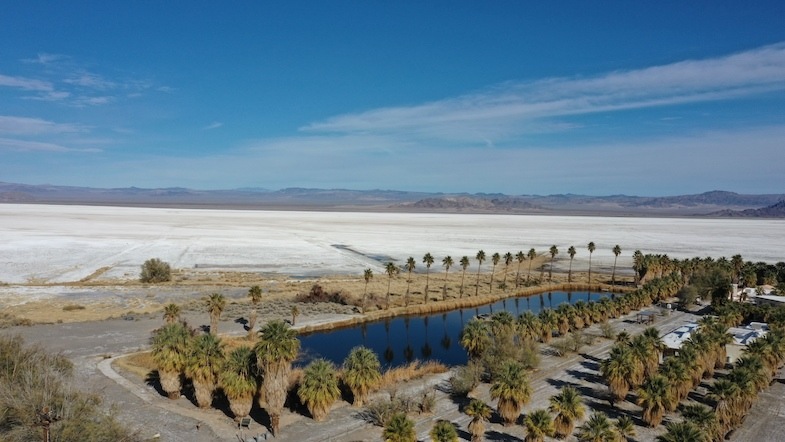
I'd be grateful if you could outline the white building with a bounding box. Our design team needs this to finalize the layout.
[726,322,768,364]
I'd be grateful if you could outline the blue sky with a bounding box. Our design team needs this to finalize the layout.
[2,1,785,196]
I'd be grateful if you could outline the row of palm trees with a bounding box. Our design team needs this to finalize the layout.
[152,315,389,436]
[363,243,629,311]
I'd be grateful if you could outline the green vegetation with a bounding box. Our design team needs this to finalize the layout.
[139,257,171,283]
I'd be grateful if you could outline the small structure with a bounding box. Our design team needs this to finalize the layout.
[755,294,785,307]
[661,322,700,359]
[726,323,768,364]
[636,310,658,325]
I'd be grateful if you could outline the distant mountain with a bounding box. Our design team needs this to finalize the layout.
[1,182,783,217]
[707,200,785,218]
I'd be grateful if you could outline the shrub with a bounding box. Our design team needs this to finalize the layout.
[296,284,354,305]
[140,258,171,283]
[62,304,86,311]
[599,321,615,339]
[448,361,483,397]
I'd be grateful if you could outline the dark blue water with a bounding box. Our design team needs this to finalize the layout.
[297,291,607,368]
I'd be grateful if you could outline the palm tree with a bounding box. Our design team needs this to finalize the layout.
[185,332,225,408]
[459,256,470,298]
[614,415,636,441]
[587,242,596,284]
[385,261,398,309]
[600,344,638,405]
[290,304,300,325]
[549,245,559,283]
[730,254,744,285]
[442,255,454,300]
[632,250,644,285]
[247,285,263,337]
[404,257,415,306]
[527,248,537,282]
[708,377,739,432]
[576,412,617,442]
[656,421,707,442]
[362,268,373,313]
[549,385,586,438]
[163,303,181,324]
[567,246,577,283]
[205,292,225,335]
[490,360,531,426]
[464,398,492,442]
[681,403,720,442]
[342,346,382,407]
[636,374,672,427]
[523,409,555,442]
[298,358,340,421]
[150,322,191,399]
[460,318,490,360]
[538,309,558,343]
[515,251,525,288]
[383,412,416,442]
[430,420,459,442]
[219,346,257,419]
[255,320,300,436]
[502,252,513,290]
[423,252,435,301]
[490,252,501,293]
[475,250,486,296]
[612,245,622,286]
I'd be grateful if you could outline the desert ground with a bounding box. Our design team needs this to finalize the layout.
[1,203,784,441]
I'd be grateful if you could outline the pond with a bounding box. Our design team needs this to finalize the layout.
[297,291,609,368]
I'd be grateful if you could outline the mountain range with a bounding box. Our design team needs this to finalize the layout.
[1,182,783,217]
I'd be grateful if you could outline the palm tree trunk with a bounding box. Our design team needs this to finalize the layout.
[568,258,573,283]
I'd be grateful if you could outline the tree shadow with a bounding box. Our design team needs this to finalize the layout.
[235,317,249,331]
[579,353,604,363]
[485,430,523,441]
[546,378,601,403]
[566,367,604,386]
[144,369,169,398]
[248,400,272,433]
[456,428,473,441]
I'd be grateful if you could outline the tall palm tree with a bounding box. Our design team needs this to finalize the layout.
[255,320,300,436]
[708,377,739,432]
[681,403,720,442]
[385,261,398,309]
[587,242,596,284]
[383,412,416,442]
[632,250,644,285]
[490,252,501,293]
[730,254,744,285]
[459,256,470,298]
[362,268,373,313]
[567,246,577,283]
[219,346,257,419]
[185,332,225,408]
[404,257,415,306]
[538,309,557,343]
[515,251,525,288]
[205,292,226,335]
[150,322,191,399]
[576,412,617,442]
[636,374,672,427]
[290,304,300,326]
[342,346,382,407]
[611,245,622,286]
[549,245,559,283]
[298,358,340,421]
[460,318,490,360]
[442,255,454,300]
[464,398,492,442]
[423,252,435,300]
[527,248,537,282]
[600,344,638,405]
[490,360,531,426]
[549,385,586,438]
[656,421,707,442]
[163,303,181,324]
[502,252,513,290]
[247,285,263,337]
[430,420,459,442]
[475,250,486,296]
[523,409,555,442]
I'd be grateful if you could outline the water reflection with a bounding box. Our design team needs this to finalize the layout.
[297,291,602,368]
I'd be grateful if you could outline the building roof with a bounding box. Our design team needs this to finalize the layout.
[727,325,768,346]
[662,322,700,350]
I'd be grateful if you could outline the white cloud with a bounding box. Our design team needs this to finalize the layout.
[202,122,223,130]
[0,138,100,153]
[0,116,87,135]
[64,72,116,90]
[302,43,785,141]
[0,74,53,91]
[22,53,69,65]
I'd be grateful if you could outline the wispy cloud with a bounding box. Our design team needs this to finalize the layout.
[0,137,100,153]
[63,72,116,90]
[202,121,223,130]
[303,43,785,141]
[0,116,87,135]
[22,53,69,65]
[0,74,53,92]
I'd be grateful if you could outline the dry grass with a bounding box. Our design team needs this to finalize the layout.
[380,360,449,388]
[114,351,157,379]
